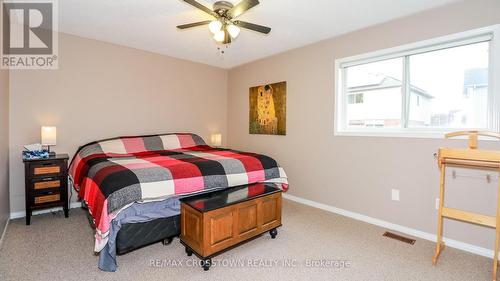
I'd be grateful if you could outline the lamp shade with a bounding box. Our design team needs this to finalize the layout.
[208,20,222,34]
[213,30,225,42]
[41,126,57,146]
[227,24,240,38]
[211,133,222,147]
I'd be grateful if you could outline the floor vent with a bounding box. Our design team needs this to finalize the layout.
[383,231,416,245]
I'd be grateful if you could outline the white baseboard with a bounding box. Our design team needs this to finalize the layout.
[9,202,82,220]
[282,193,494,259]
[0,219,9,250]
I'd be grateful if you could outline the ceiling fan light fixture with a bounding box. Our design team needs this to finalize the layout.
[208,20,223,34]
[213,30,225,42]
[178,0,271,45]
[227,24,240,38]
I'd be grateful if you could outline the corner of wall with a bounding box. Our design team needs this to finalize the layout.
[0,66,10,241]
[225,69,231,148]
[0,0,11,231]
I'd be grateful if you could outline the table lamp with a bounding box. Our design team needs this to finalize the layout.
[211,133,222,147]
[41,126,57,156]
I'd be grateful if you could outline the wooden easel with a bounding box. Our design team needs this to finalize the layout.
[433,131,500,281]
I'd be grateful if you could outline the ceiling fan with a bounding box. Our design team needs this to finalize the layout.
[177,0,271,44]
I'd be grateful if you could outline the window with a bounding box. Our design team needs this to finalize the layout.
[408,43,489,129]
[335,26,500,138]
[348,93,364,104]
[345,58,403,128]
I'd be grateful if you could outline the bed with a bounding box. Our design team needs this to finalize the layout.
[69,133,288,271]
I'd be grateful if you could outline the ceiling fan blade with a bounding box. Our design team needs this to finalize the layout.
[228,0,260,19]
[177,20,212,29]
[182,0,217,17]
[234,20,271,34]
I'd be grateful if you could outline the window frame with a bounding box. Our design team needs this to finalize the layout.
[334,25,500,139]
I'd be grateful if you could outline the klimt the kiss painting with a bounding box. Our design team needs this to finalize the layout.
[249,81,286,135]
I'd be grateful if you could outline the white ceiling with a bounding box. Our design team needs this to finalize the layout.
[58,0,460,69]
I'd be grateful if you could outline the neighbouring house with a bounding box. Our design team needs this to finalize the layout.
[430,68,488,128]
[346,75,433,128]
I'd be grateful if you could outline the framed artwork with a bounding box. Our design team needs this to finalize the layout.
[249,81,286,135]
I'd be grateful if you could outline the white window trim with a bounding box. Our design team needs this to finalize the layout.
[334,25,500,139]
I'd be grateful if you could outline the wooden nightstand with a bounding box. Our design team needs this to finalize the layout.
[23,154,70,225]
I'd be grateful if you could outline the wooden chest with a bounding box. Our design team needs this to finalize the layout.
[180,183,282,270]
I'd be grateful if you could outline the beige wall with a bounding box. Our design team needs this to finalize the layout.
[9,33,228,213]
[227,0,500,250]
[0,68,9,237]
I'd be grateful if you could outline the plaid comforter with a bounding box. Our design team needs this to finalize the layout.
[69,133,288,251]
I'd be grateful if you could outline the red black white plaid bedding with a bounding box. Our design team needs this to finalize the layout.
[69,133,288,251]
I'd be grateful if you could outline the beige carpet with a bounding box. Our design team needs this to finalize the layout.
[0,199,493,281]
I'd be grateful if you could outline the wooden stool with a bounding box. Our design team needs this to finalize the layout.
[433,131,500,281]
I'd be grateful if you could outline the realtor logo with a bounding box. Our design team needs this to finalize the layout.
[1,0,58,69]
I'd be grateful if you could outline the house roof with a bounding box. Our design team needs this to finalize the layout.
[347,75,433,99]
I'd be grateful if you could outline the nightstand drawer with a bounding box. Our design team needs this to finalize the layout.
[32,177,62,191]
[34,193,61,205]
[29,162,64,177]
